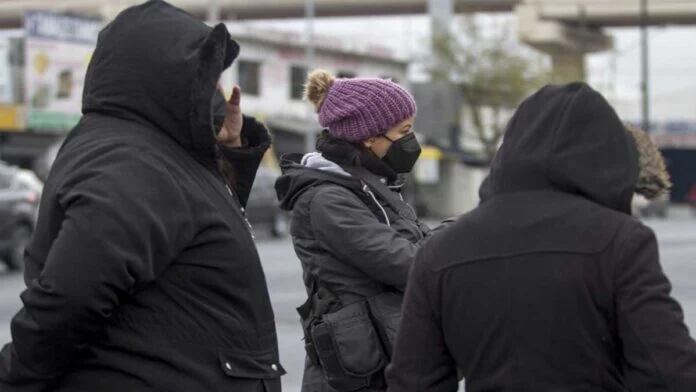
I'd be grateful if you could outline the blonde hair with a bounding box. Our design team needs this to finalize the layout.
[303,69,335,110]
[625,123,672,199]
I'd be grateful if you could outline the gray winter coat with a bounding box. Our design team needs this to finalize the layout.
[275,152,431,392]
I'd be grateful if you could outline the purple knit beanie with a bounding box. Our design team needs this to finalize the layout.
[304,70,417,142]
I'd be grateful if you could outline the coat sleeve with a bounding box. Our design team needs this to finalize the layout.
[309,185,423,291]
[217,115,271,207]
[615,222,696,390]
[0,147,193,390]
[386,240,458,392]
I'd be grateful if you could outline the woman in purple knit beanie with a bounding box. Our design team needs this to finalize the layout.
[275,70,438,392]
[305,69,420,171]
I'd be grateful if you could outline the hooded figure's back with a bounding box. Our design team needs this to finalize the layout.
[0,2,283,391]
[387,83,696,392]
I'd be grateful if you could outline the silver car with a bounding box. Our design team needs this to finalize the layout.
[0,162,42,270]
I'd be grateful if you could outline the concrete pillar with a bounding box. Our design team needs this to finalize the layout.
[550,50,586,83]
[208,0,221,23]
[428,0,454,40]
[517,5,612,83]
[428,0,454,77]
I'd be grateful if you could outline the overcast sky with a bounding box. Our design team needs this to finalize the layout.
[242,14,696,123]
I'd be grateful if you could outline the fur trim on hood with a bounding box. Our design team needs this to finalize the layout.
[625,123,672,200]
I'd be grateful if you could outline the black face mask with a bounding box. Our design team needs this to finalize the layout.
[210,89,227,136]
[381,133,422,174]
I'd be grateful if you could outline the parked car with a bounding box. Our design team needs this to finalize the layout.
[33,138,63,181]
[246,167,288,238]
[0,162,42,270]
[632,193,670,219]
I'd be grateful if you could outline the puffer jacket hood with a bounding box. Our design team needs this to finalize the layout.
[82,0,239,160]
[276,153,363,211]
[301,152,352,177]
[479,82,639,214]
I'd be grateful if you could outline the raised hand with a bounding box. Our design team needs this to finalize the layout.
[217,85,243,147]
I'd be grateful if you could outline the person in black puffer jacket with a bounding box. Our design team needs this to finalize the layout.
[275,69,439,392]
[0,2,284,391]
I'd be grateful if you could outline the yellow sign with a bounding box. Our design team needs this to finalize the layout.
[421,145,443,160]
[0,104,25,131]
[33,52,49,75]
[415,145,443,184]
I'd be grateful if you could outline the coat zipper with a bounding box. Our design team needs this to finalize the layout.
[194,155,256,241]
[362,183,391,227]
[363,183,425,240]
[226,184,256,241]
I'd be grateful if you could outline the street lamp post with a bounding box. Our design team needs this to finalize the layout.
[640,0,650,132]
[208,0,220,24]
[428,0,453,76]
[304,0,317,153]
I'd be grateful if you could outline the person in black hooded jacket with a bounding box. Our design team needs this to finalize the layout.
[0,1,284,391]
[386,82,696,392]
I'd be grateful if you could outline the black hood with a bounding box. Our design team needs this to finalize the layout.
[82,0,239,160]
[275,153,362,211]
[479,82,638,214]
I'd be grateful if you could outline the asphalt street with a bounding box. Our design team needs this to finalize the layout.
[0,210,694,391]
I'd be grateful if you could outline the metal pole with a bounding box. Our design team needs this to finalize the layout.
[305,0,315,68]
[428,0,453,40]
[640,0,650,132]
[579,5,587,54]
[304,0,317,153]
[428,0,453,76]
[208,0,220,24]
[610,48,618,103]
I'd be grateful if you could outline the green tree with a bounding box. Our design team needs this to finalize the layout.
[432,16,549,160]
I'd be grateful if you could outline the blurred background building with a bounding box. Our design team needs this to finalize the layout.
[0,0,694,216]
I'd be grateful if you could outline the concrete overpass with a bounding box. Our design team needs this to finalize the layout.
[529,1,696,28]
[517,1,696,81]
[0,0,693,24]
[0,0,694,80]
[0,0,692,22]
[0,0,518,25]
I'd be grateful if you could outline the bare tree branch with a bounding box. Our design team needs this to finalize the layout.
[432,16,550,161]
